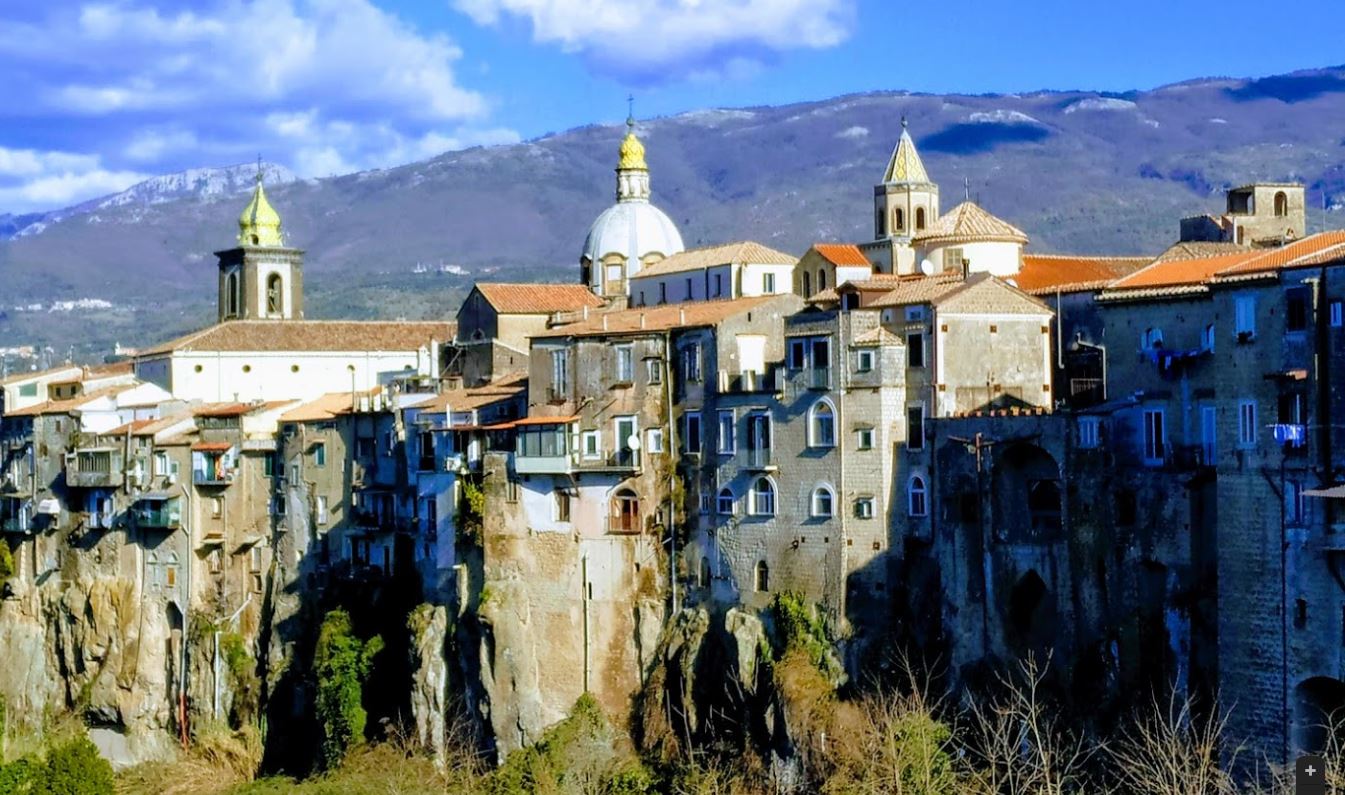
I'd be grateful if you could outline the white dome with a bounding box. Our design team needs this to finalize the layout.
[581,200,684,277]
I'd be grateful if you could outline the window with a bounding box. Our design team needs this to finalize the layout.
[505,478,520,503]
[316,496,328,525]
[894,207,905,232]
[854,497,875,519]
[225,271,240,317]
[699,483,712,514]
[802,272,812,298]
[1332,301,1343,328]
[788,340,807,369]
[717,487,735,516]
[946,247,965,272]
[267,274,283,315]
[313,442,326,467]
[856,349,874,372]
[554,489,571,523]
[764,273,776,293]
[907,405,925,450]
[908,476,927,517]
[1286,481,1306,526]
[682,344,702,383]
[646,428,664,454]
[683,412,702,454]
[811,485,835,518]
[582,430,601,460]
[1078,417,1100,449]
[1141,408,1165,463]
[659,283,667,304]
[750,477,776,516]
[717,411,735,454]
[646,358,662,385]
[754,561,769,593]
[1141,327,1164,350]
[1201,406,1217,464]
[817,271,827,291]
[700,557,711,588]
[855,427,874,450]
[615,416,639,464]
[916,207,927,230]
[1286,288,1309,333]
[685,277,694,299]
[809,400,836,448]
[1274,191,1288,217]
[907,333,925,368]
[212,497,223,518]
[1234,296,1256,339]
[551,350,570,394]
[1238,400,1257,448]
[1202,324,1215,353]
[615,345,634,383]
[714,273,724,297]
[905,306,926,322]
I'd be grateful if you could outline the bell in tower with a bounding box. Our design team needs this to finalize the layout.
[216,166,305,322]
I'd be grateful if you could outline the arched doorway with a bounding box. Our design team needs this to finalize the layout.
[993,443,1062,542]
[1294,677,1345,755]
[610,488,639,533]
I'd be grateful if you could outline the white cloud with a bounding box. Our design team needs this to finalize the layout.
[836,125,868,140]
[454,0,854,82]
[0,0,511,213]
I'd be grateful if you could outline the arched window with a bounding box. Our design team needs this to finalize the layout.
[717,487,735,516]
[895,207,905,232]
[225,272,239,317]
[818,270,827,291]
[610,488,640,533]
[750,477,776,516]
[802,272,811,298]
[1275,191,1288,217]
[809,400,836,447]
[908,475,928,517]
[1202,324,1215,352]
[811,485,835,518]
[876,208,885,237]
[266,273,284,315]
[699,556,711,588]
[916,207,927,231]
[754,560,769,592]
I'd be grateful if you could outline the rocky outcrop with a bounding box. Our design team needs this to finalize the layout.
[408,603,450,761]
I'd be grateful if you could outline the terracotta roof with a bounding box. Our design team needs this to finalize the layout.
[810,244,870,267]
[194,403,252,418]
[1015,254,1152,295]
[3,385,134,417]
[102,419,156,436]
[811,274,906,304]
[0,364,81,387]
[140,320,455,356]
[538,295,788,338]
[280,392,367,422]
[851,327,902,346]
[933,272,1053,314]
[866,273,966,308]
[472,283,604,315]
[914,201,1028,245]
[1155,241,1246,262]
[1104,232,1345,298]
[108,412,194,437]
[419,378,527,414]
[631,241,797,279]
[191,442,234,452]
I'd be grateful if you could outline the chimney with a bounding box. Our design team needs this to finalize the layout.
[603,315,608,331]
[679,308,686,325]
[640,314,646,329]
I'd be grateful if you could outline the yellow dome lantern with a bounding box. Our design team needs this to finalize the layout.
[617,116,647,171]
[238,172,284,247]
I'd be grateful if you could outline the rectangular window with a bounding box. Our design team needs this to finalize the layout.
[646,358,662,385]
[788,340,807,370]
[1332,301,1343,328]
[682,345,702,383]
[1238,400,1257,448]
[855,427,874,450]
[646,428,664,454]
[764,273,776,293]
[856,349,874,372]
[262,451,276,477]
[582,430,601,459]
[1078,417,1100,449]
[313,442,326,467]
[554,489,571,523]
[907,405,925,451]
[1234,296,1256,339]
[854,497,875,519]
[1142,409,1165,464]
[717,411,735,454]
[659,283,668,304]
[1201,406,1217,465]
[685,277,693,299]
[154,452,169,477]
[907,333,925,368]
[683,412,702,454]
[317,495,328,525]
[714,273,724,297]
[551,350,570,395]
[1286,287,1310,333]
[905,306,925,322]
[615,344,634,383]
[212,497,223,518]
[1286,481,1306,526]
[699,488,712,514]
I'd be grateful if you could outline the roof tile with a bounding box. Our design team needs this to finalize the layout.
[473,283,604,315]
[632,241,797,280]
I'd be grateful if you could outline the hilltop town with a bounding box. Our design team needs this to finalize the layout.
[2,111,1342,787]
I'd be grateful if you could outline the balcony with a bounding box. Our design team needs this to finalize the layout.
[65,449,124,489]
[134,494,181,530]
[718,368,783,394]
[514,421,575,475]
[807,367,832,391]
[192,444,236,487]
[744,447,775,471]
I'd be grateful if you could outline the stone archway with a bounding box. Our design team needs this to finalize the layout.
[1294,676,1345,755]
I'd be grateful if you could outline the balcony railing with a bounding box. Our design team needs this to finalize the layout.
[807,367,832,390]
[193,468,235,486]
[718,368,783,394]
[606,513,642,534]
[65,449,124,489]
[745,447,774,470]
[135,498,182,530]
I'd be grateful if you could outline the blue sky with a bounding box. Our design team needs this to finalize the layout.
[1,0,1343,215]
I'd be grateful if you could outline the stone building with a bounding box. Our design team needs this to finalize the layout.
[860,119,941,275]
[627,241,797,307]
[447,282,603,388]
[1179,183,1307,247]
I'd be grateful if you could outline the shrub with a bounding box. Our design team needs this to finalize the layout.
[0,540,15,590]
[40,736,114,795]
[314,609,384,770]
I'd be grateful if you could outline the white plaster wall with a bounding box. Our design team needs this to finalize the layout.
[521,477,615,536]
[738,263,794,297]
[163,350,430,403]
[919,241,1021,277]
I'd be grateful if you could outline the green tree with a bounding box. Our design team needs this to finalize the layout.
[39,736,114,795]
[0,541,15,591]
[313,609,384,770]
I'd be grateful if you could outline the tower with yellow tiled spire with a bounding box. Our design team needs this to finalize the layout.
[580,108,683,300]
[216,163,305,322]
[869,118,940,274]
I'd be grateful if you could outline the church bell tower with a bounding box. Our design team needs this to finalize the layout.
[216,168,305,322]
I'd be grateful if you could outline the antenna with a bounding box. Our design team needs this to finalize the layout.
[255,154,264,184]
[964,176,970,202]
[626,94,635,127]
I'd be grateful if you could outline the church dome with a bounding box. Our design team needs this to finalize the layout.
[581,117,684,294]
[238,174,283,247]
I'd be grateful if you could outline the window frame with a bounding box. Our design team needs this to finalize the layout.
[717,487,736,516]
[907,476,927,517]
[614,344,634,383]
[855,349,874,373]
[1238,400,1257,449]
[808,399,837,448]
[1142,408,1166,464]
[716,410,736,454]
[907,404,926,451]
[750,476,777,517]
[907,332,925,368]
[811,485,835,518]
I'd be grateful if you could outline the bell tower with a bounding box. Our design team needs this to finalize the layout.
[872,119,939,274]
[217,167,304,322]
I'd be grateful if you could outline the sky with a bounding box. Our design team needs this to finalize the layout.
[1,0,1343,215]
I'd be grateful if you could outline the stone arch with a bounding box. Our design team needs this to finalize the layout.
[266,273,284,315]
[225,271,240,318]
[1275,191,1289,217]
[894,207,905,232]
[993,443,1062,542]
[1294,677,1345,754]
[754,560,769,592]
[610,487,639,533]
[916,207,927,231]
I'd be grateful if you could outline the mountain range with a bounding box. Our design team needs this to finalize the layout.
[2,65,1344,362]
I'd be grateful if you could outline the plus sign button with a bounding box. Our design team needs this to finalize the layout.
[1298,754,1326,795]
